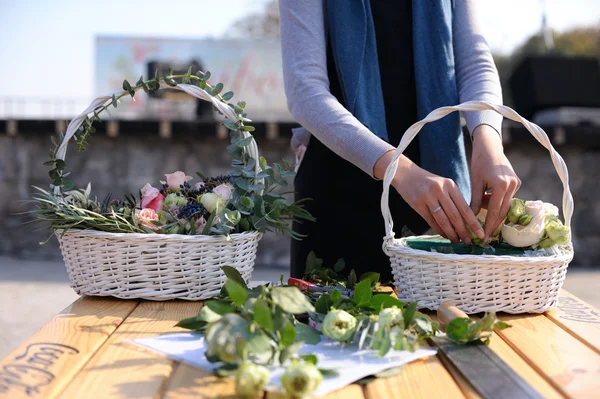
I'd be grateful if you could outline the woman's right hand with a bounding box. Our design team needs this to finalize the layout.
[375,151,484,244]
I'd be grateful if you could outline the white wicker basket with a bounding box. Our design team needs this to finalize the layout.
[381,101,574,314]
[53,81,263,301]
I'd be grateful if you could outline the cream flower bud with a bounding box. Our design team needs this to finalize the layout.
[321,309,357,342]
[235,363,270,398]
[200,192,225,214]
[281,362,323,398]
[377,306,404,329]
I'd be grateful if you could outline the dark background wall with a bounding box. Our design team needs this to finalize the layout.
[1,121,598,268]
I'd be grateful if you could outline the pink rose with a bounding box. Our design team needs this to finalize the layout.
[162,171,193,191]
[136,208,160,231]
[140,183,164,212]
[194,217,206,234]
[213,183,234,201]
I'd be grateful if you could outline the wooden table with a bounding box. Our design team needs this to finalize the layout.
[1,289,599,399]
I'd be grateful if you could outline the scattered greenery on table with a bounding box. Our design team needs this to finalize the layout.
[175,266,510,397]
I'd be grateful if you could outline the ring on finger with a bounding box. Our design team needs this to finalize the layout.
[430,205,443,214]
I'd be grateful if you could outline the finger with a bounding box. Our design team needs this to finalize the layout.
[439,194,472,244]
[470,179,486,216]
[428,198,459,243]
[493,180,519,233]
[484,186,507,240]
[420,209,444,237]
[449,187,485,241]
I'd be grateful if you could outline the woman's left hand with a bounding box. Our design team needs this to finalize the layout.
[469,125,521,241]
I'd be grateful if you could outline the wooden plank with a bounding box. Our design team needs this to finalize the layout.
[266,384,365,399]
[0,297,138,399]
[545,290,600,355]
[430,314,563,399]
[364,342,466,399]
[497,313,600,399]
[57,301,202,399]
[161,362,237,399]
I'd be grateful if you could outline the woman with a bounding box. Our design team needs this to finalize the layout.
[279,0,520,281]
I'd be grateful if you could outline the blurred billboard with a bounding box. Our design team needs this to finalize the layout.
[95,36,293,122]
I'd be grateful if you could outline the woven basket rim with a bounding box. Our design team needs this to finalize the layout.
[385,235,574,264]
[55,228,262,243]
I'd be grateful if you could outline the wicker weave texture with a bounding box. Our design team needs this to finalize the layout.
[380,101,575,313]
[57,230,261,301]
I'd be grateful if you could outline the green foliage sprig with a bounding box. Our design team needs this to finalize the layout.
[34,66,315,239]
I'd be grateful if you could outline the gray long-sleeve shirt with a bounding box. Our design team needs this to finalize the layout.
[279,0,503,177]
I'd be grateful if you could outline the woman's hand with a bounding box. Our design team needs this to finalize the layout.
[375,151,484,244]
[469,125,521,241]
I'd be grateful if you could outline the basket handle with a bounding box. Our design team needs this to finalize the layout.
[380,101,574,241]
[54,81,260,180]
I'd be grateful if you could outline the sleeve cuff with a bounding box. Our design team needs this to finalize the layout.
[464,110,503,138]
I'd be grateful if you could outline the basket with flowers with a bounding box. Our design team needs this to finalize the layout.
[380,101,574,314]
[30,67,314,301]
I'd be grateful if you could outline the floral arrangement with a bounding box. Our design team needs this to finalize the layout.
[178,266,509,398]
[30,68,314,239]
[465,198,571,250]
[500,198,570,248]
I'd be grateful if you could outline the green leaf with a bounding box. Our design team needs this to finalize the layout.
[359,272,380,287]
[224,279,248,307]
[315,293,333,314]
[241,125,255,132]
[333,258,345,272]
[205,300,235,315]
[271,287,315,314]
[378,334,392,357]
[300,354,318,365]
[223,120,238,131]
[253,298,273,330]
[220,266,248,289]
[204,71,211,80]
[214,363,239,377]
[319,368,339,377]
[235,136,254,148]
[371,295,405,313]
[175,317,207,331]
[346,269,357,289]
[62,180,74,191]
[353,280,372,306]
[254,196,265,216]
[221,91,234,101]
[494,320,511,331]
[446,318,473,342]
[238,218,250,231]
[164,77,178,87]
[111,94,118,108]
[329,290,342,306]
[259,156,268,170]
[247,332,274,361]
[212,82,224,95]
[234,177,250,191]
[196,70,205,79]
[403,302,417,329]
[280,320,296,346]
[122,79,132,92]
[305,251,323,275]
[279,341,303,365]
[195,171,207,180]
[294,322,321,344]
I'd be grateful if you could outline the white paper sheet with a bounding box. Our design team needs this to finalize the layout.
[132,332,437,397]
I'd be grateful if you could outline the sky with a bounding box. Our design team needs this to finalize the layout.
[0,0,599,101]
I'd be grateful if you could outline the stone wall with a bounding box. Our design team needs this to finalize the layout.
[1,124,599,267]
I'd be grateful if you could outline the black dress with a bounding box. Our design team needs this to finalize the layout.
[291,0,429,283]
